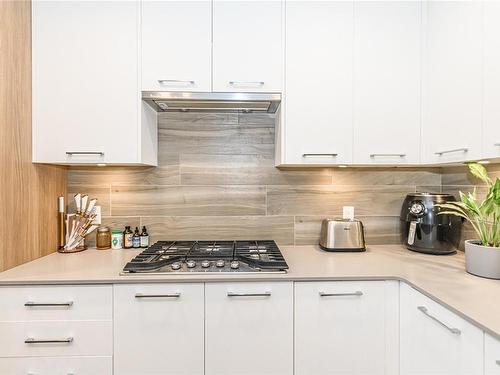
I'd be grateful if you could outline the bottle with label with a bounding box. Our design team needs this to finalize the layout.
[132,227,141,248]
[111,230,123,250]
[140,226,149,248]
[123,226,133,249]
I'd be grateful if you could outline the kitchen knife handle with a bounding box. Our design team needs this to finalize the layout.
[25,301,73,307]
[417,306,461,335]
[319,291,363,297]
[158,79,195,85]
[434,147,468,156]
[135,293,181,298]
[302,153,338,157]
[227,291,271,297]
[25,337,74,344]
[65,151,104,156]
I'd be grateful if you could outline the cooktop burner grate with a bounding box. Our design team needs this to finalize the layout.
[122,240,288,274]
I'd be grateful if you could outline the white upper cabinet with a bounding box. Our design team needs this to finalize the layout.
[32,1,157,165]
[483,0,500,160]
[283,1,354,165]
[421,1,483,164]
[353,1,421,165]
[400,283,484,375]
[141,1,212,92]
[212,0,283,92]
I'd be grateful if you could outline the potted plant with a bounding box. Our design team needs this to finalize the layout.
[437,163,500,279]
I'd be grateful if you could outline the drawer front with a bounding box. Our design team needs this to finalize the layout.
[0,285,112,321]
[0,356,112,375]
[486,334,500,375]
[0,321,112,357]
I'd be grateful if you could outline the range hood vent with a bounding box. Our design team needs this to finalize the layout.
[142,91,281,113]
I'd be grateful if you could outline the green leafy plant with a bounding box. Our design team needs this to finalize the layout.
[437,163,500,247]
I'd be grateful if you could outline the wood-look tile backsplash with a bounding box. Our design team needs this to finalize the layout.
[68,112,447,246]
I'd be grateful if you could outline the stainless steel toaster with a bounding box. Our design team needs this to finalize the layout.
[319,218,366,252]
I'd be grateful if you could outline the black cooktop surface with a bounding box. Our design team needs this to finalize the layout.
[122,240,288,274]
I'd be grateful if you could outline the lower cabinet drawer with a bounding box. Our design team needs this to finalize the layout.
[486,333,500,375]
[0,356,112,375]
[0,321,112,357]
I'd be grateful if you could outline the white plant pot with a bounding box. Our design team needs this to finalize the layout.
[465,240,500,280]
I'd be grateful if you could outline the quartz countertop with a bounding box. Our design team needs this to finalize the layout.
[0,244,499,339]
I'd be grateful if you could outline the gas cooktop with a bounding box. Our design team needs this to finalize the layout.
[121,240,288,274]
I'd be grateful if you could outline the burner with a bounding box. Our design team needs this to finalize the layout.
[121,240,288,274]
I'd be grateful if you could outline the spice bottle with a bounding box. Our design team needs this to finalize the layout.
[96,226,111,250]
[111,230,123,250]
[140,226,149,248]
[123,226,133,249]
[132,227,141,248]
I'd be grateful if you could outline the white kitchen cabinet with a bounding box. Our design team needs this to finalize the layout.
[141,1,211,92]
[421,1,483,164]
[353,1,421,165]
[400,283,483,375]
[32,1,157,165]
[212,1,283,92]
[295,281,399,375]
[485,333,500,375]
[205,282,293,375]
[0,356,112,375]
[282,1,354,165]
[483,0,500,160]
[113,283,204,375]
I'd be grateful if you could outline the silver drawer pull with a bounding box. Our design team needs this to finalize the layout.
[496,360,500,366]
[25,301,73,307]
[435,147,468,156]
[229,81,265,86]
[370,153,406,158]
[135,293,181,298]
[158,79,195,85]
[227,292,271,297]
[66,151,104,156]
[495,143,500,146]
[417,306,461,335]
[302,153,338,157]
[25,337,73,344]
[319,291,363,297]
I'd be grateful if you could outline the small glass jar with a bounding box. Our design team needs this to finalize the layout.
[111,230,123,250]
[96,226,111,250]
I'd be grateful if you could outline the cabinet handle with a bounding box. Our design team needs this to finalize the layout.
[135,293,181,298]
[319,291,363,297]
[494,143,500,146]
[229,81,265,86]
[434,148,468,156]
[25,337,74,344]
[25,301,73,307]
[496,360,500,367]
[227,291,271,297]
[417,306,461,335]
[65,151,104,156]
[158,79,195,85]
[370,153,406,158]
[302,153,338,157]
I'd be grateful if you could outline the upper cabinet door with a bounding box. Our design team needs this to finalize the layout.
[212,0,283,92]
[353,1,421,165]
[284,1,353,165]
[141,1,211,92]
[483,0,500,159]
[32,1,140,164]
[421,1,483,164]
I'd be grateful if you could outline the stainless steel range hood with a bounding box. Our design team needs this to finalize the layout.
[142,91,281,113]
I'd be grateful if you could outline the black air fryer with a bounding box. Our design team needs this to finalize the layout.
[400,193,461,255]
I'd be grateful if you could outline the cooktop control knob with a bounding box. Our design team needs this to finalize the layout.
[201,260,210,268]
[171,262,181,271]
[186,260,196,268]
[230,261,240,270]
[216,260,225,268]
